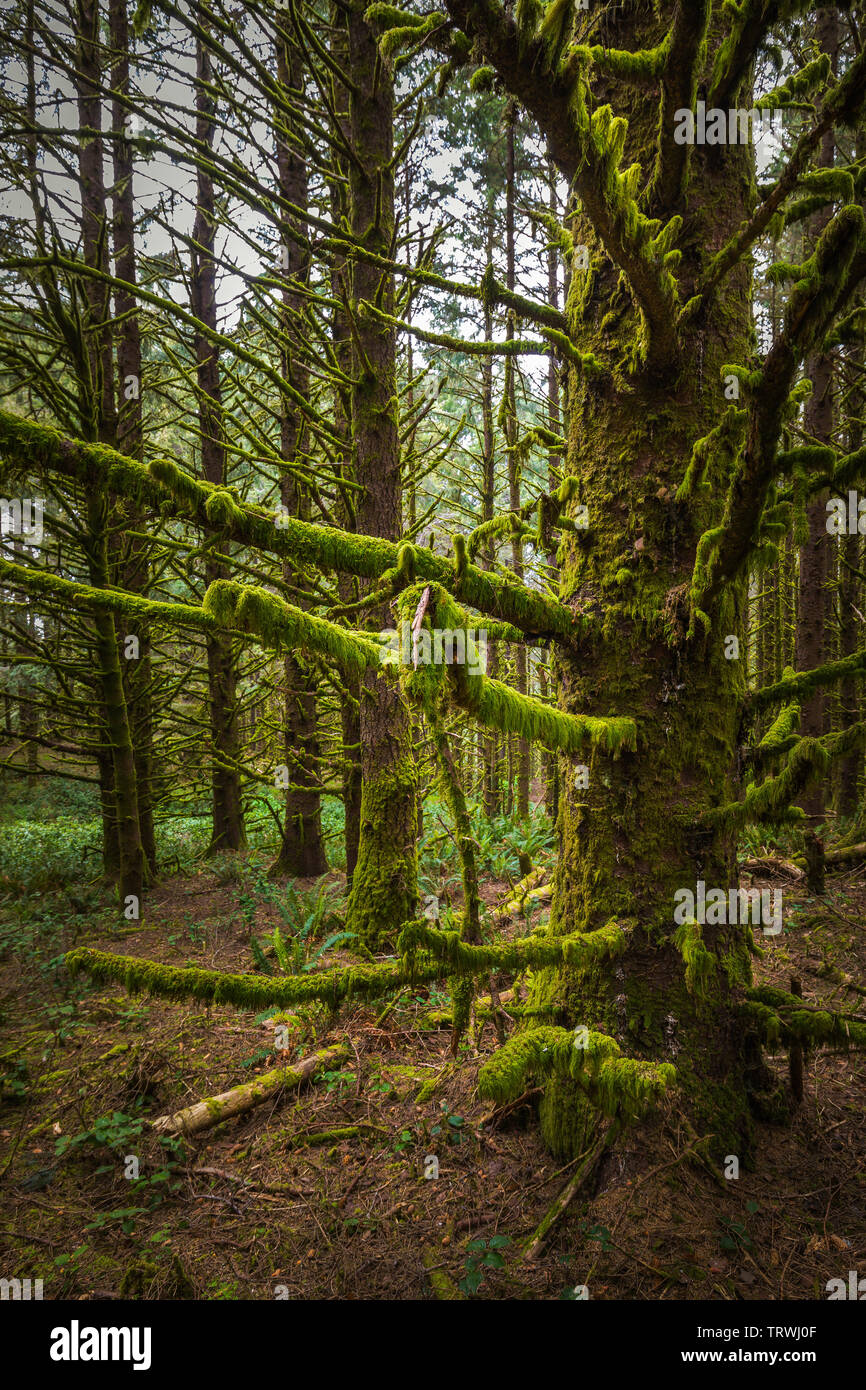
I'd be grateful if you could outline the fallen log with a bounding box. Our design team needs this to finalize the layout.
[151,1043,348,1137]
[491,868,548,922]
[742,856,804,880]
[824,842,866,865]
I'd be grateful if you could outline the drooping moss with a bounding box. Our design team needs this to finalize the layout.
[477,1025,676,1122]
[673,920,716,1000]
[65,943,440,1009]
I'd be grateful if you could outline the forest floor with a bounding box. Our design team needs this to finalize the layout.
[1,856,865,1301]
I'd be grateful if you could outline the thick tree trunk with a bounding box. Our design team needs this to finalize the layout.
[532,13,761,1161]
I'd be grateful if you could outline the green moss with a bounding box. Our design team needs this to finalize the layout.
[65,943,441,1009]
[477,1025,676,1122]
[345,759,419,952]
[673,920,716,1000]
[398,918,628,976]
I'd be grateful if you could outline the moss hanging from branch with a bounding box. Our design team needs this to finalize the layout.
[65,942,441,1009]
[0,408,578,642]
[741,988,866,1052]
[477,1025,677,1122]
[673,920,716,1000]
[700,737,828,831]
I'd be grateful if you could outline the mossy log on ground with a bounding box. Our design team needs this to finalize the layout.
[824,842,866,864]
[150,1043,348,1136]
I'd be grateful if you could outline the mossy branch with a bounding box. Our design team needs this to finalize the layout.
[700,47,866,301]
[65,943,442,1009]
[741,987,866,1053]
[695,205,866,609]
[398,917,628,976]
[0,409,578,640]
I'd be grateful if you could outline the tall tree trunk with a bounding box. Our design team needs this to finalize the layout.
[504,99,530,816]
[270,24,327,878]
[481,198,502,818]
[76,0,144,907]
[191,14,245,855]
[544,150,561,824]
[327,10,362,884]
[795,9,839,830]
[109,0,157,877]
[527,9,761,1162]
[344,1,418,948]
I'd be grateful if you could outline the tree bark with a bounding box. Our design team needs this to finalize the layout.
[343,2,418,948]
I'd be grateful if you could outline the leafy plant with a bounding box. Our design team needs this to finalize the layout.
[458,1235,510,1295]
[249,875,354,975]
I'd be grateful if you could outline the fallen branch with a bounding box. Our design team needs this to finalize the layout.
[151,1043,348,1137]
[523,1126,617,1261]
[742,856,804,880]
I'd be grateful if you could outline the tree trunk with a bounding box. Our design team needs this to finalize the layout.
[109,0,157,877]
[269,24,327,878]
[344,2,418,948]
[191,14,245,856]
[76,0,144,907]
[531,11,761,1161]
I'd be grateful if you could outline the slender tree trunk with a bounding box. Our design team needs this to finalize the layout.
[109,0,156,877]
[504,100,530,816]
[76,0,144,907]
[795,10,838,831]
[270,25,327,878]
[545,150,561,824]
[191,15,245,855]
[481,200,501,817]
[344,1,418,948]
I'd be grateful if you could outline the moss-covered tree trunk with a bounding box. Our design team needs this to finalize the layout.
[344,0,418,948]
[109,0,157,878]
[270,26,327,879]
[527,12,762,1161]
[191,15,245,856]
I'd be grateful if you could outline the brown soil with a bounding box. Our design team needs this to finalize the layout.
[1,861,864,1301]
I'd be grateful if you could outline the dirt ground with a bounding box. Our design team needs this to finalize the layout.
[1,861,864,1301]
